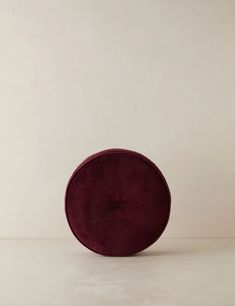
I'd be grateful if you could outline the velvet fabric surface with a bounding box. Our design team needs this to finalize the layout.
[65,149,171,256]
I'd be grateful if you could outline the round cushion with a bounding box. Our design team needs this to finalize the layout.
[65,148,171,256]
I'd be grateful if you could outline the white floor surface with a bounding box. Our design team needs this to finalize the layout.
[0,238,234,306]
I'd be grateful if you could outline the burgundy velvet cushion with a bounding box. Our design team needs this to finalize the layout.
[65,149,171,256]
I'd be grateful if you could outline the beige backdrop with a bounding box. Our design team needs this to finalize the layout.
[0,0,234,238]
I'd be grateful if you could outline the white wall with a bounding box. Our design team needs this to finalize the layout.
[0,0,234,238]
